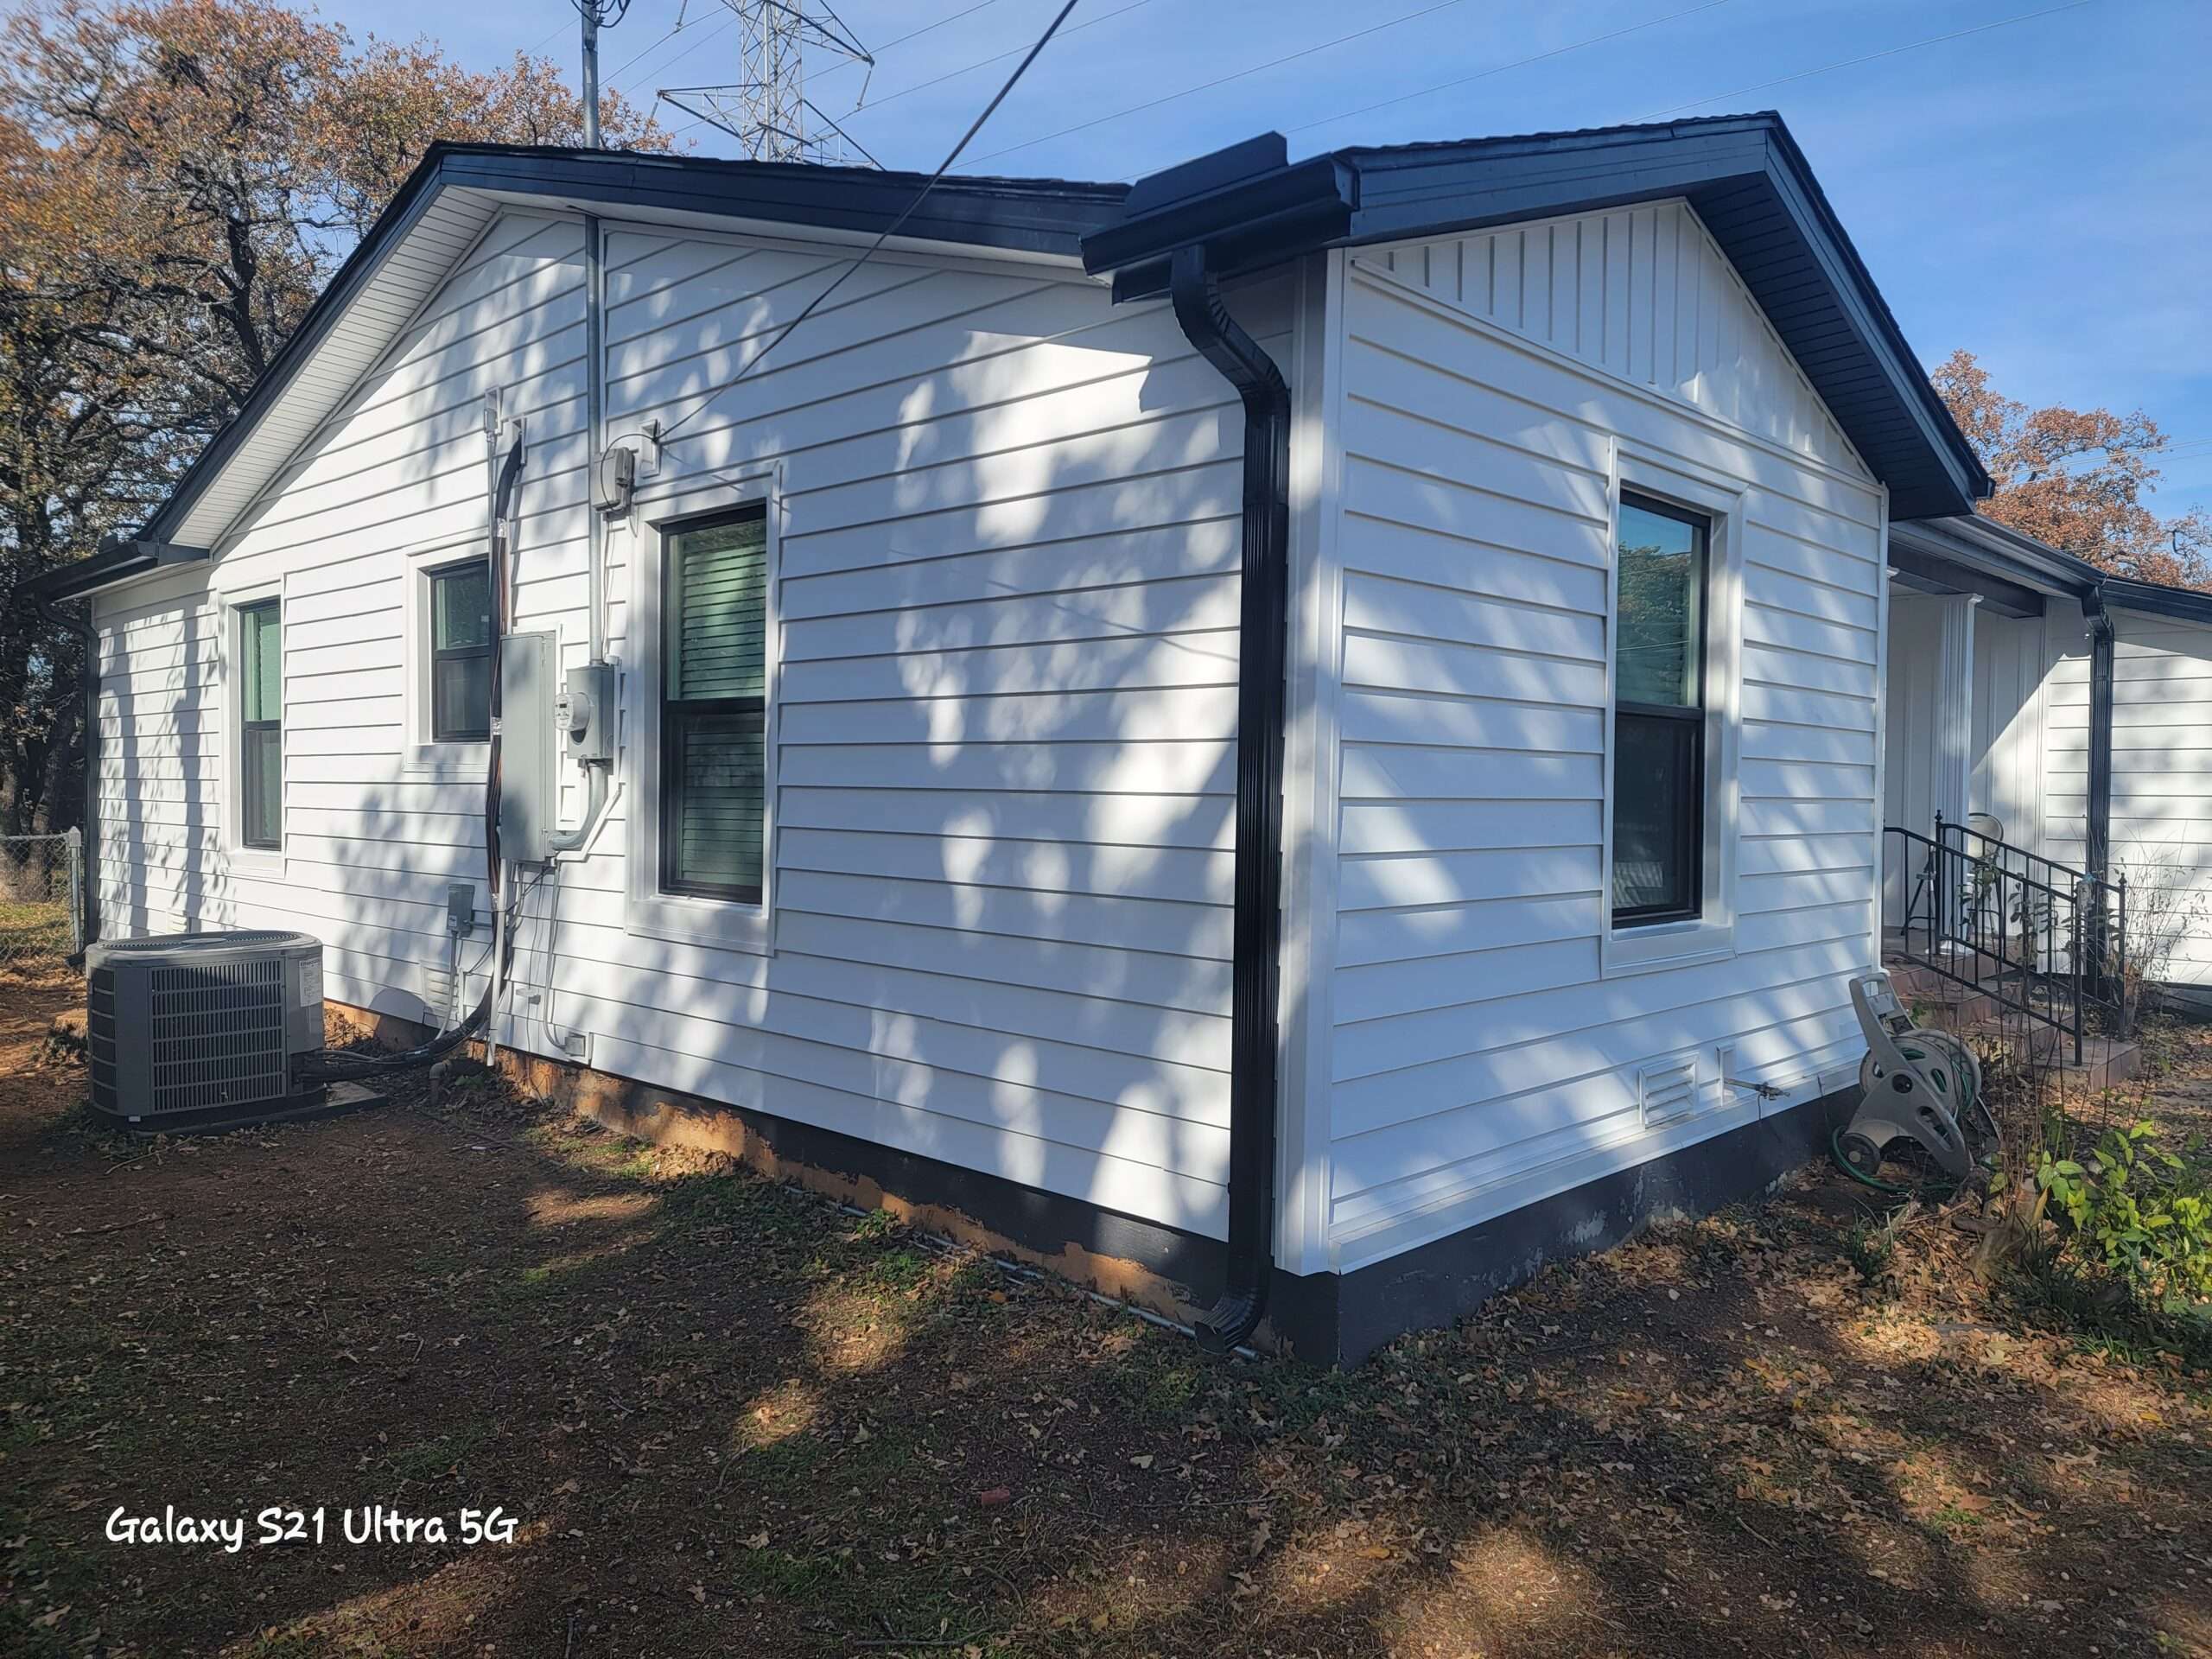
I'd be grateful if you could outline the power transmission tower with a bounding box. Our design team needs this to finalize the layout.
[660,1,879,167]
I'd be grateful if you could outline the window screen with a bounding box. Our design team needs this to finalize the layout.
[1611,494,1707,925]
[662,507,767,901]
[238,600,282,851]
[429,561,493,743]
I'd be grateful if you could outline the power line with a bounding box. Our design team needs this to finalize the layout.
[1641,0,2099,119]
[816,0,1008,77]
[632,0,1011,125]
[967,0,1472,168]
[1277,0,1731,143]
[614,5,739,94]
[605,1,701,85]
[658,0,1084,441]
[840,0,1156,118]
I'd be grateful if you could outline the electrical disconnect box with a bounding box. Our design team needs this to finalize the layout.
[498,632,556,863]
[553,662,616,764]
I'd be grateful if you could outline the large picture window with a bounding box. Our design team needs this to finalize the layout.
[238,599,283,852]
[428,560,493,743]
[1611,493,1708,925]
[661,506,768,902]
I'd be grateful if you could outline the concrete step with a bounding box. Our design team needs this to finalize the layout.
[1883,963,1996,1026]
[1961,1017,2141,1094]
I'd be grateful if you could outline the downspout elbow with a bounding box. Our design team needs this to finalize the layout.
[1167,244,1292,1356]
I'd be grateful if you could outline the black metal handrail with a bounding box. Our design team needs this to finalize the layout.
[1885,814,2130,1065]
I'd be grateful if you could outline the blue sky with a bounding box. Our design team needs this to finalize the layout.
[359,0,2210,519]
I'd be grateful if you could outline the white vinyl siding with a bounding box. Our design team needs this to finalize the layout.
[94,208,1292,1244]
[2048,609,2212,992]
[1319,237,1884,1271]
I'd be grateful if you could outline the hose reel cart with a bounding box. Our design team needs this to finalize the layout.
[1834,970,1995,1188]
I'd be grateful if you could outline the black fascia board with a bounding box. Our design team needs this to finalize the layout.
[21,539,209,603]
[140,143,1128,545]
[1084,115,1990,524]
[1339,118,1988,521]
[435,146,1128,256]
[142,143,456,543]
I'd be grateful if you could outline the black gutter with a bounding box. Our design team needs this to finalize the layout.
[2101,575,2212,627]
[1165,243,1292,1354]
[20,538,209,604]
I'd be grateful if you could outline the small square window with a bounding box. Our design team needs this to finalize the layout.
[428,561,493,744]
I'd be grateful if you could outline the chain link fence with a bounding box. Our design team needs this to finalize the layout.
[0,830,84,981]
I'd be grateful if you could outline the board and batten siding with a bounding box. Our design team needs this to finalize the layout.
[1879,600,2055,927]
[1317,207,1886,1273]
[2047,609,2212,994]
[96,207,1294,1243]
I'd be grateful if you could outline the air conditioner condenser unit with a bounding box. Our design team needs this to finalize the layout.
[85,931,380,1130]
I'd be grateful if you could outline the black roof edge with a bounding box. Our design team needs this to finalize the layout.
[1889,515,2101,598]
[1081,134,1356,296]
[1891,514,2212,628]
[1752,117,1990,512]
[2102,575,2212,626]
[139,143,1129,547]
[143,143,458,543]
[1084,115,1988,521]
[21,538,210,605]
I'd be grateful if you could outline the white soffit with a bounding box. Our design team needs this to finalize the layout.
[169,186,505,549]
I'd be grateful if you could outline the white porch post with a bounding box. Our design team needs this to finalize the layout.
[1932,592,1980,935]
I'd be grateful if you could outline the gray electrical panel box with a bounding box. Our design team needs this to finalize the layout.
[498,632,556,864]
[554,661,616,764]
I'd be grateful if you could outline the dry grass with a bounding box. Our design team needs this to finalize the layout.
[2,982,2208,1658]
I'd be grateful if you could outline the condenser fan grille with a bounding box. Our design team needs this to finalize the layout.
[147,959,288,1113]
[83,929,323,1123]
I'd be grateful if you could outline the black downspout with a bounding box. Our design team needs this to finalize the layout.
[1167,244,1291,1355]
[32,593,100,950]
[2085,590,2117,988]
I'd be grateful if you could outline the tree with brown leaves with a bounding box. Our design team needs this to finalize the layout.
[0,0,671,837]
[1932,347,2209,590]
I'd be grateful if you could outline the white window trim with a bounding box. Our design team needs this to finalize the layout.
[622,465,781,957]
[401,534,493,779]
[1601,442,1745,977]
[217,574,286,878]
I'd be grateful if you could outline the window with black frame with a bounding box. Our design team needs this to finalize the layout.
[427,559,493,743]
[238,599,283,851]
[661,506,767,902]
[1611,493,1708,925]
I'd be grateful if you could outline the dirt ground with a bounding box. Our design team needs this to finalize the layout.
[3,976,2209,1659]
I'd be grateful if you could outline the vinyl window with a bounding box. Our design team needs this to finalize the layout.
[1611,493,1707,926]
[427,559,493,744]
[238,599,283,852]
[660,506,767,902]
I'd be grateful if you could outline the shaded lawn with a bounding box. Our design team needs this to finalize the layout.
[3,982,2209,1659]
